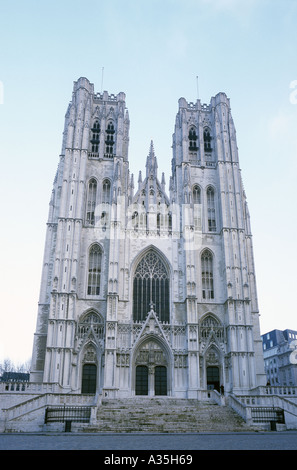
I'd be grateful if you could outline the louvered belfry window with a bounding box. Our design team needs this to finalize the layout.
[133,251,169,322]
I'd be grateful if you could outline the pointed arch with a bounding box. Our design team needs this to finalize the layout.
[132,247,170,323]
[78,310,104,343]
[131,333,173,396]
[199,313,224,343]
[132,332,172,367]
[192,184,201,204]
[131,245,172,277]
[81,342,98,394]
[102,178,111,204]
[199,312,225,392]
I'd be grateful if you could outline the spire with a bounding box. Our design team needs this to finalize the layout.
[146,140,158,178]
[138,170,142,189]
[130,172,134,190]
[161,172,166,192]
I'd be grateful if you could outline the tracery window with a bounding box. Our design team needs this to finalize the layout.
[78,312,104,341]
[200,315,223,341]
[193,185,201,204]
[189,126,198,151]
[207,186,216,232]
[102,179,111,204]
[201,250,214,300]
[87,244,102,296]
[133,251,169,322]
[86,178,97,226]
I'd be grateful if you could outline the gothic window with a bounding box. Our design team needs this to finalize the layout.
[200,315,223,341]
[207,186,216,232]
[192,185,201,204]
[193,185,201,230]
[90,120,100,153]
[86,178,97,226]
[201,250,214,300]
[87,244,102,296]
[102,179,111,204]
[203,128,212,152]
[188,126,198,151]
[133,251,170,322]
[105,121,115,157]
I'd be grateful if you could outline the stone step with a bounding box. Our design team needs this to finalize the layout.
[81,398,256,433]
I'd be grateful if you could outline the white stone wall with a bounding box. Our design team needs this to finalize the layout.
[30,77,266,398]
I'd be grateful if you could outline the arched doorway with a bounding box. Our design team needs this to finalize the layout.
[133,338,170,396]
[81,363,97,393]
[207,366,220,392]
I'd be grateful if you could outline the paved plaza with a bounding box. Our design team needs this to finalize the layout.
[1,431,297,451]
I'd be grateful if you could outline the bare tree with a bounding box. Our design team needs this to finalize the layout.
[0,358,31,375]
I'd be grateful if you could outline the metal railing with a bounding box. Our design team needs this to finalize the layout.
[251,407,285,424]
[44,405,91,424]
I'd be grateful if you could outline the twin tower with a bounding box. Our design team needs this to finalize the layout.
[30,77,266,398]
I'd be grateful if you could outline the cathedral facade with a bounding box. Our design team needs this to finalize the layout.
[30,77,266,398]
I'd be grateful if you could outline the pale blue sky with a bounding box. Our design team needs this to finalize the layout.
[0,0,297,364]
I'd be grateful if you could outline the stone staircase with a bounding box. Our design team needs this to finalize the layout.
[84,397,256,433]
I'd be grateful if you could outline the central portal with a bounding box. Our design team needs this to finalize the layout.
[134,339,169,396]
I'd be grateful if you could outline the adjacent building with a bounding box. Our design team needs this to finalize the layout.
[262,329,297,386]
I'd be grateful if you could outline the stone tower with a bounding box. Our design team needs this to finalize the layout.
[30,77,266,397]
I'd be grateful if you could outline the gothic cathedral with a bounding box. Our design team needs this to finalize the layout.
[30,77,266,398]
